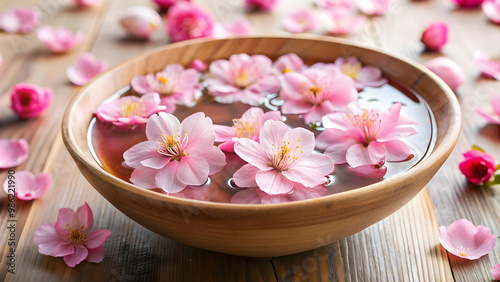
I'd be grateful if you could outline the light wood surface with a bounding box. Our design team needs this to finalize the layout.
[1,0,499,281]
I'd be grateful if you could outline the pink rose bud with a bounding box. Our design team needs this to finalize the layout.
[451,0,484,8]
[421,21,448,51]
[166,2,214,42]
[189,59,207,72]
[459,149,496,185]
[119,6,162,40]
[425,57,466,90]
[10,83,53,119]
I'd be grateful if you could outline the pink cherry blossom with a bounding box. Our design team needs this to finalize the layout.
[459,148,496,185]
[189,59,207,72]
[280,66,358,124]
[123,112,226,193]
[320,7,364,35]
[316,102,417,169]
[37,25,83,53]
[213,18,252,39]
[34,203,112,267]
[425,57,466,90]
[206,53,280,105]
[0,139,29,169]
[231,183,327,204]
[476,94,500,124]
[67,53,107,86]
[244,0,279,11]
[334,56,388,90]
[356,0,391,16]
[273,53,305,76]
[451,0,484,8]
[153,0,190,9]
[316,0,353,9]
[96,93,167,128]
[475,51,500,80]
[166,2,214,42]
[119,6,162,40]
[0,7,41,33]
[3,171,51,200]
[421,21,448,51]
[492,264,500,280]
[483,0,500,23]
[130,64,201,112]
[71,0,99,7]
[213,107,281,152]
[283,9,316,33]
[233,120,334,195]
[439,219,496,260]
[10,83,53,119]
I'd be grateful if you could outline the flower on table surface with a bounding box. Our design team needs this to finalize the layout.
[213,18,252,39]
[206,53,280,106]
[244,0,279,12]
[451,0,484,8]
[421,21,448,51]
[231,183,327,204]
[334,56,388,90]
[492,264,500,280]
[459,147,497,185]
[475,51,500,80]
[34,203,112,267]
[131,64,201,112]
[213,107,281,152]
[283,9,316,33]
[316,102,417,171]
[233,120,334,195]
[280,66,358,124]
[483,0,500,23]
[96,93,167,128]
[166,2,214,42]
[356,0,391,16]
[439,219,496,260]
[36,26,83,53]
[123,112,226,193]
[67,53,107,86]
[119,6,162,40]
[320,7,364,35]
[476,94,500,124]
[0,7,41,33]
[3,171,51,200]
[425,57,466,90]
[153,0,190,10]
[0,139,29,169]
[10,83,53,119]
[71,0,100,7]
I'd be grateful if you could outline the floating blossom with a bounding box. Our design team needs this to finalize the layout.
[153,0,190,9]
[316,103,417,170]
[96,93,167,128]
[459,147,497,185]
[439,219,496,260]
[231,183,327,204]
[233,120,334,195]
[356,0,391,16]
[475,51,500,80]
[3,171,51,200]
[10,83,53,119]
[37,26,83,53]
[273,53,305,76]
[189,59,207,72]
[67,53,107,86]
[130,64,201,111]
[213,18,252,39]
[320,7,364,35]
[283,9,316,33]
[280,66,358,124]
[492,264,500,281]
[34,203,112,267]
[425,57,466,90]
[451,0,484,7]
[213,107,281,152]
[71,0,99,7]
[244,0,279,11]
[0,7,41,33]
[421,22,448,51]
[334,56,388,90]
[123,112,226,193]
[166,2,214,42]
[206,53,280,106]
[476,94,500,124]
[0,139,29,169]
[119,6,162,40]
[483,0,500,23]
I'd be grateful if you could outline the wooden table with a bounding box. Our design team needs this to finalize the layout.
[1,0,499,281]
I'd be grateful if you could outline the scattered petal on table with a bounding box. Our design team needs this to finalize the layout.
[3,171,51,200]
[0,139,29,169]
[67,53,107,86]
[0,7,41,33]
[425,57,466,90]
[120,6,162,40]
[37,25,83,53]
[475,50,500,80]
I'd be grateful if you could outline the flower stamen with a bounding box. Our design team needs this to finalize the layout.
[120,99,146,118]
[233,116,259,138]
[342,62,362,79]
[156,131,189,160]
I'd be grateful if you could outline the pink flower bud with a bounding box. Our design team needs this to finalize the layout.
[425,57,466,90]
[152,0,190,9]
[421,21,448,51]
[189,59,207,72]
[451,0,484,8]
[119,6,162,39]
[10,83,53,119]
[459,149,496,185]
[244,0,279,11]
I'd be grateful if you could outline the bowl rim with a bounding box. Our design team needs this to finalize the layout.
[62,34,461,212]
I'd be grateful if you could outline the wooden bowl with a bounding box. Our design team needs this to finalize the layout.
[62,36,460,257]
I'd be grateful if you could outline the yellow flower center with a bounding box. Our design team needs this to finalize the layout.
[342,62,362,79]
[344,110,381,146]
[156,130,188,161]
[271,139,303,171]
[64,220,88,246]
[235,70,252,88]
[233,116,259,139]
[158,76,168,84]
[120,99,145,117]
[301,84,325,105]
[282,67,293,74]
[457,247,470,257]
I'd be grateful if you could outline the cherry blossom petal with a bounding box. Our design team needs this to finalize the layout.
[421,21,448,51]
[346,142,387,168]
[492,264,500,280]
[181,112,216,152]
[213,18,252,39]
[53,242,75,257]
[34,223,63,256]
[289,183,328,201]
[75,202,93,230]
[203,146,226,174]
[166,2,214,42]
[37,25,83,53]
[145,112,181,141]
[63,245,89,267]
[231,187,263,204]
[141,157,170,169]
[283,9,316,33]
[85,246,104,263]
[234,138,271,171]
[425,57,466,90]
[67,53,107,86]
[483,0,500,23]
[233,164,259,188]
[346,165,387,178]
[356,66,388,87]
[383,139,414,162]
[177,155,210,185]
[123,141,160,168]
[0,138,29,168]
[119,6,161,39]
[155,161,186,193]
[130,165,160,188]
[258,120,289,151]
[86,229,112,249]
[256,170,294,195]
[283,154,333,187]
[3,171,51,200]
[55,208,76,238]
[474,51,500,80]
